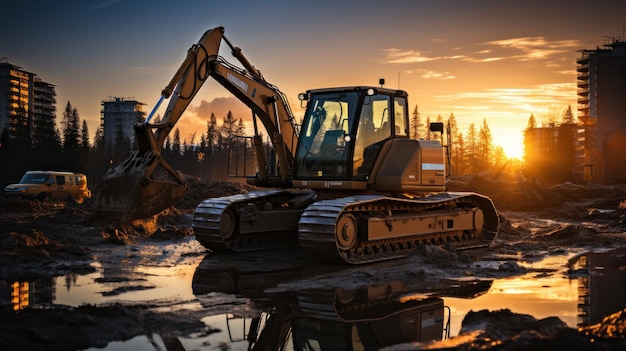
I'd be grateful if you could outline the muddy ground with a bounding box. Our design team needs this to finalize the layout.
[0,173,625,350]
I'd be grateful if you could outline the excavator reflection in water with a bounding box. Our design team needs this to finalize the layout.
[191,254,493,350]
[95,26,499,264]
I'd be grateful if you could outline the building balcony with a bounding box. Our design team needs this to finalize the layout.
[576,57,589,65]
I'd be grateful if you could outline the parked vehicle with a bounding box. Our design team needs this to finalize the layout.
[4,170,92,204]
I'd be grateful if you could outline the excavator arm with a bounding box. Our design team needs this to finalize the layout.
[95,26,299,221]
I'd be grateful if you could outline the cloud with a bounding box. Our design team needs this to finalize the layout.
[382,48,443,64]
[419,69,456,80]
[483,37,580,62]
[189,97,250,120]
[433,83,577,117]
[382,36,580,66]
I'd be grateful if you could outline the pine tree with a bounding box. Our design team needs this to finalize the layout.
[206,113,218,153]
[237,117,245,135]
[562,105,575,124]
[465,123,477,173]
[424,116,432,140]
[172,128,181,155]
[527,113,537,129]
[478,118,493,170]
[455,133,466,175]
[221,110,238,142]
[80,119,90,149]
[410,105,422,139]
[62,101,80,151]
[93,127,104,151]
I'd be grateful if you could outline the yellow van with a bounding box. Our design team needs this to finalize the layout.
[3,170,92,204]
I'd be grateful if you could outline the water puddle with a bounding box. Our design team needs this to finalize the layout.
[2,246,624,350]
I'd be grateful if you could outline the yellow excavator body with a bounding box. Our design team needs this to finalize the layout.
[95,27,499,264]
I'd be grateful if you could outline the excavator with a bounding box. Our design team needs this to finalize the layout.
[94,26,499,264]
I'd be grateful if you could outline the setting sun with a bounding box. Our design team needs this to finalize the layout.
[493,132,524,160]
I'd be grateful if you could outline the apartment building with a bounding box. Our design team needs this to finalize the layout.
[0,59,56,145]
[101,96,146,159]
[577,39,626,182]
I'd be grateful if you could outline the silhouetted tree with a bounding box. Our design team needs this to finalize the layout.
[221,110,237,141]
[172,128,181,155]
[465,123,478,173]
[62,101,80,151]
[80,119,90,149]
[527,113,537,129]
[410,105,423,139]
[492,146,506,168]
[206,113,219,154]
[93,127,104,151]
[562,105,575,124]
[454,132,466,175]
[478,118,493,170]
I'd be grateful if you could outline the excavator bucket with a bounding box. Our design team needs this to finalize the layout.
[94,123,188,221]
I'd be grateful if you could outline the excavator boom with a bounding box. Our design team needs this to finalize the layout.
[94,26,298,221]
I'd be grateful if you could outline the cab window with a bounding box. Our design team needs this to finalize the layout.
[394,96,408,136]
[353,94,391,178]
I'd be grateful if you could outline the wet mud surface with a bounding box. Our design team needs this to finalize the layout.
[1,176,625,350]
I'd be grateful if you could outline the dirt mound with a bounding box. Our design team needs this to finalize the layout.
[0,228,93,279]
[447,172,562,211]
[444,308,626,351]
[176,178,257,210]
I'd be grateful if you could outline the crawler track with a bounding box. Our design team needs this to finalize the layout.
[192,189,306,252]
[298,192,499,264]
[193,190,498,264]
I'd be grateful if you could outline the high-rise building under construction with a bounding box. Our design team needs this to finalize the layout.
[577,39,626,182]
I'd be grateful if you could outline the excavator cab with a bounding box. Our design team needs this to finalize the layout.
[293,86,446,195]
[295,87,408,181]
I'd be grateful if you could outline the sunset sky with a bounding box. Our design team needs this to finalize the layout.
[2,0,626,159]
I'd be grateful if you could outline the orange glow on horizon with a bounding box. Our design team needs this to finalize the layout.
[494,132,524,160]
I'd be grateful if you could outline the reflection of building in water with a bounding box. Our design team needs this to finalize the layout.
[0,278,55,311]
[575,247,626,327]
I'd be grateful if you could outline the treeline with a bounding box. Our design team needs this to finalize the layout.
[1,101,519,189]
[409,106,509,176]
[0,102,251,188]
[159,110,250,182]
[0,101,108,186]
[163,105,513,182]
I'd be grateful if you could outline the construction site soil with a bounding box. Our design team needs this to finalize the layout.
[0,172,625,350]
